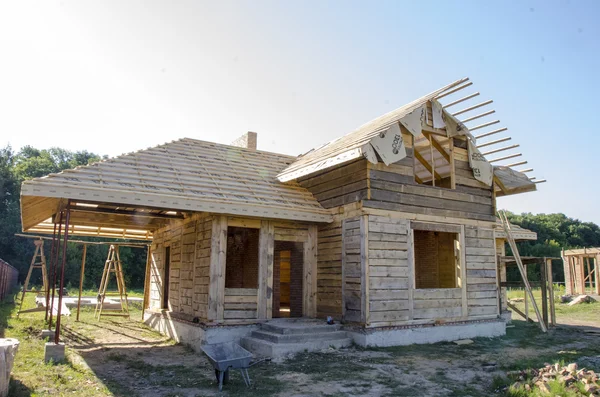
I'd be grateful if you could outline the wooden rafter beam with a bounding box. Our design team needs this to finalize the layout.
[68,206,185,220]
[414,149,442,181]
[429,135,451,163]
[494,175,508,195]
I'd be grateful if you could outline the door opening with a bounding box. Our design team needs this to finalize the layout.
[273,241,303,318]
[163,246,171,310]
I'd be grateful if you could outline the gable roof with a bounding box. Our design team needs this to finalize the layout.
[20,138,332,238]
[277,77,541,197]
[277,78,470,182]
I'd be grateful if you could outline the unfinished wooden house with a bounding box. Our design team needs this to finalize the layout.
[562,248,600,296]
[19,77,543,352]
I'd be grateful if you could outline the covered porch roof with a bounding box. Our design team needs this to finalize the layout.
[20,138,332,239]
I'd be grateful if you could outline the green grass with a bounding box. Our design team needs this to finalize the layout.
[4,289,600,397]
[507,286,600,324]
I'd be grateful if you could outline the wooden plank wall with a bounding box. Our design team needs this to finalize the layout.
[297,160,369,209]
[224,288,258,320]
[363,134,495,223]
[342,216,362,322]
[149,213,212,321]
[465,227,499,317]
[193,215,213,318]
[495,238,507,312]
[316,220,343,319]
[367,215,410,325]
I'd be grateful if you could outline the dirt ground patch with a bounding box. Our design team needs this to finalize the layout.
[7,298,600,396]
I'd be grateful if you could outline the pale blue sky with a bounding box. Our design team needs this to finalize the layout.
[1,1,598,223]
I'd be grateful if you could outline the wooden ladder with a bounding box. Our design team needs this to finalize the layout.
[95,245,130,320]
[17,239,49,317]
[499,211,547,332]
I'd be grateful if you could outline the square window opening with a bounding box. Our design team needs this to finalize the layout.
[414,230,460,289]
[225,227,259,289]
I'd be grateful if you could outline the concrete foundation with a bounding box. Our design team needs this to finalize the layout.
[348,319,506,347]
[39,329,55,340]
[144,312,258,352]
[500,310,512,323]
[44,342,65,363]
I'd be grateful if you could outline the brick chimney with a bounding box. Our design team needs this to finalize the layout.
[230,131,257,150]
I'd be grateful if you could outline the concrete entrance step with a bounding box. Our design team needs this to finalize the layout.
[240,335,351,358]
[250,329,348,344]
[240,318,351,358]
[261,322,342,335]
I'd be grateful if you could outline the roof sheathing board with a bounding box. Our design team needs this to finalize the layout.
[20,138,332,226]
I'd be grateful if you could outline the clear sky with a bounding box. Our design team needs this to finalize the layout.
[1,1,598,223]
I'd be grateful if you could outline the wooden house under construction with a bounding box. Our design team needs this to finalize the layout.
[19,78,543,350]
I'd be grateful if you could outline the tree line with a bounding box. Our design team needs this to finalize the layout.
[0,145,147,291]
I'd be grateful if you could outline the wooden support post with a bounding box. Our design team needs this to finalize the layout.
[257,220,274,320]
[407,226,415,320]
[460,225,468,319]
[596,254,600,295]
[76,244,87,321]
[540,259,548,329]
[524,264,529,321]
[586,257,593,293]
[578,255,585,294]
[141,245,152,321]
[499,211,546,332]
[359,215,369,324]
[208,215,228,321]
[507,302,534,323]
[303,225,317,318]
[546,258,556,326]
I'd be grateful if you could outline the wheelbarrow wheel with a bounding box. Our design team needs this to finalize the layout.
[215,369,230,385]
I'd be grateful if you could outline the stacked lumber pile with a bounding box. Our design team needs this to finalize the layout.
[510,363,599,395]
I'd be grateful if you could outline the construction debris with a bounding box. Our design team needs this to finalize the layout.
[568,295,594,306]
[509,362,599,395]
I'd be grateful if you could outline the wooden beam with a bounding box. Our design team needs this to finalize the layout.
[475,127,508,140]
[414,148,442,181]
[461,109,495,123]
[494,176,508,195]
[429,135,451,162]
[303,225,317,318]
[257,220,274,320]
[546,258,556,326]
[360,215,369,324]
[507,302,534,323]
[208,215,227,321]
[434,81,473,100]
[477,137,511,148]
[443,92,480,108]
[452,100,493,117]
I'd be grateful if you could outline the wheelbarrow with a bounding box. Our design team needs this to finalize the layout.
[201,342,254,391]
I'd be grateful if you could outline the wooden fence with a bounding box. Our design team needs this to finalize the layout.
[0,259,18,301]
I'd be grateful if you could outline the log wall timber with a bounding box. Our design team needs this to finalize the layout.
[342,216,362,322]
[367,215,410,326]
[149,213,212,321]
[353,211,500,328]
[224,288,258,320]
[464,227,499,318]
[363,136,495,223]
[297,160,369,209]
[495,238,508,312]
[317,220,343,319]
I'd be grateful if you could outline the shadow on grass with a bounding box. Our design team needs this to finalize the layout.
[0,293,34,397]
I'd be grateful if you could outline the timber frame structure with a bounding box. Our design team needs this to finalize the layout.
[20,78,545,346]
[562,248,600,296]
